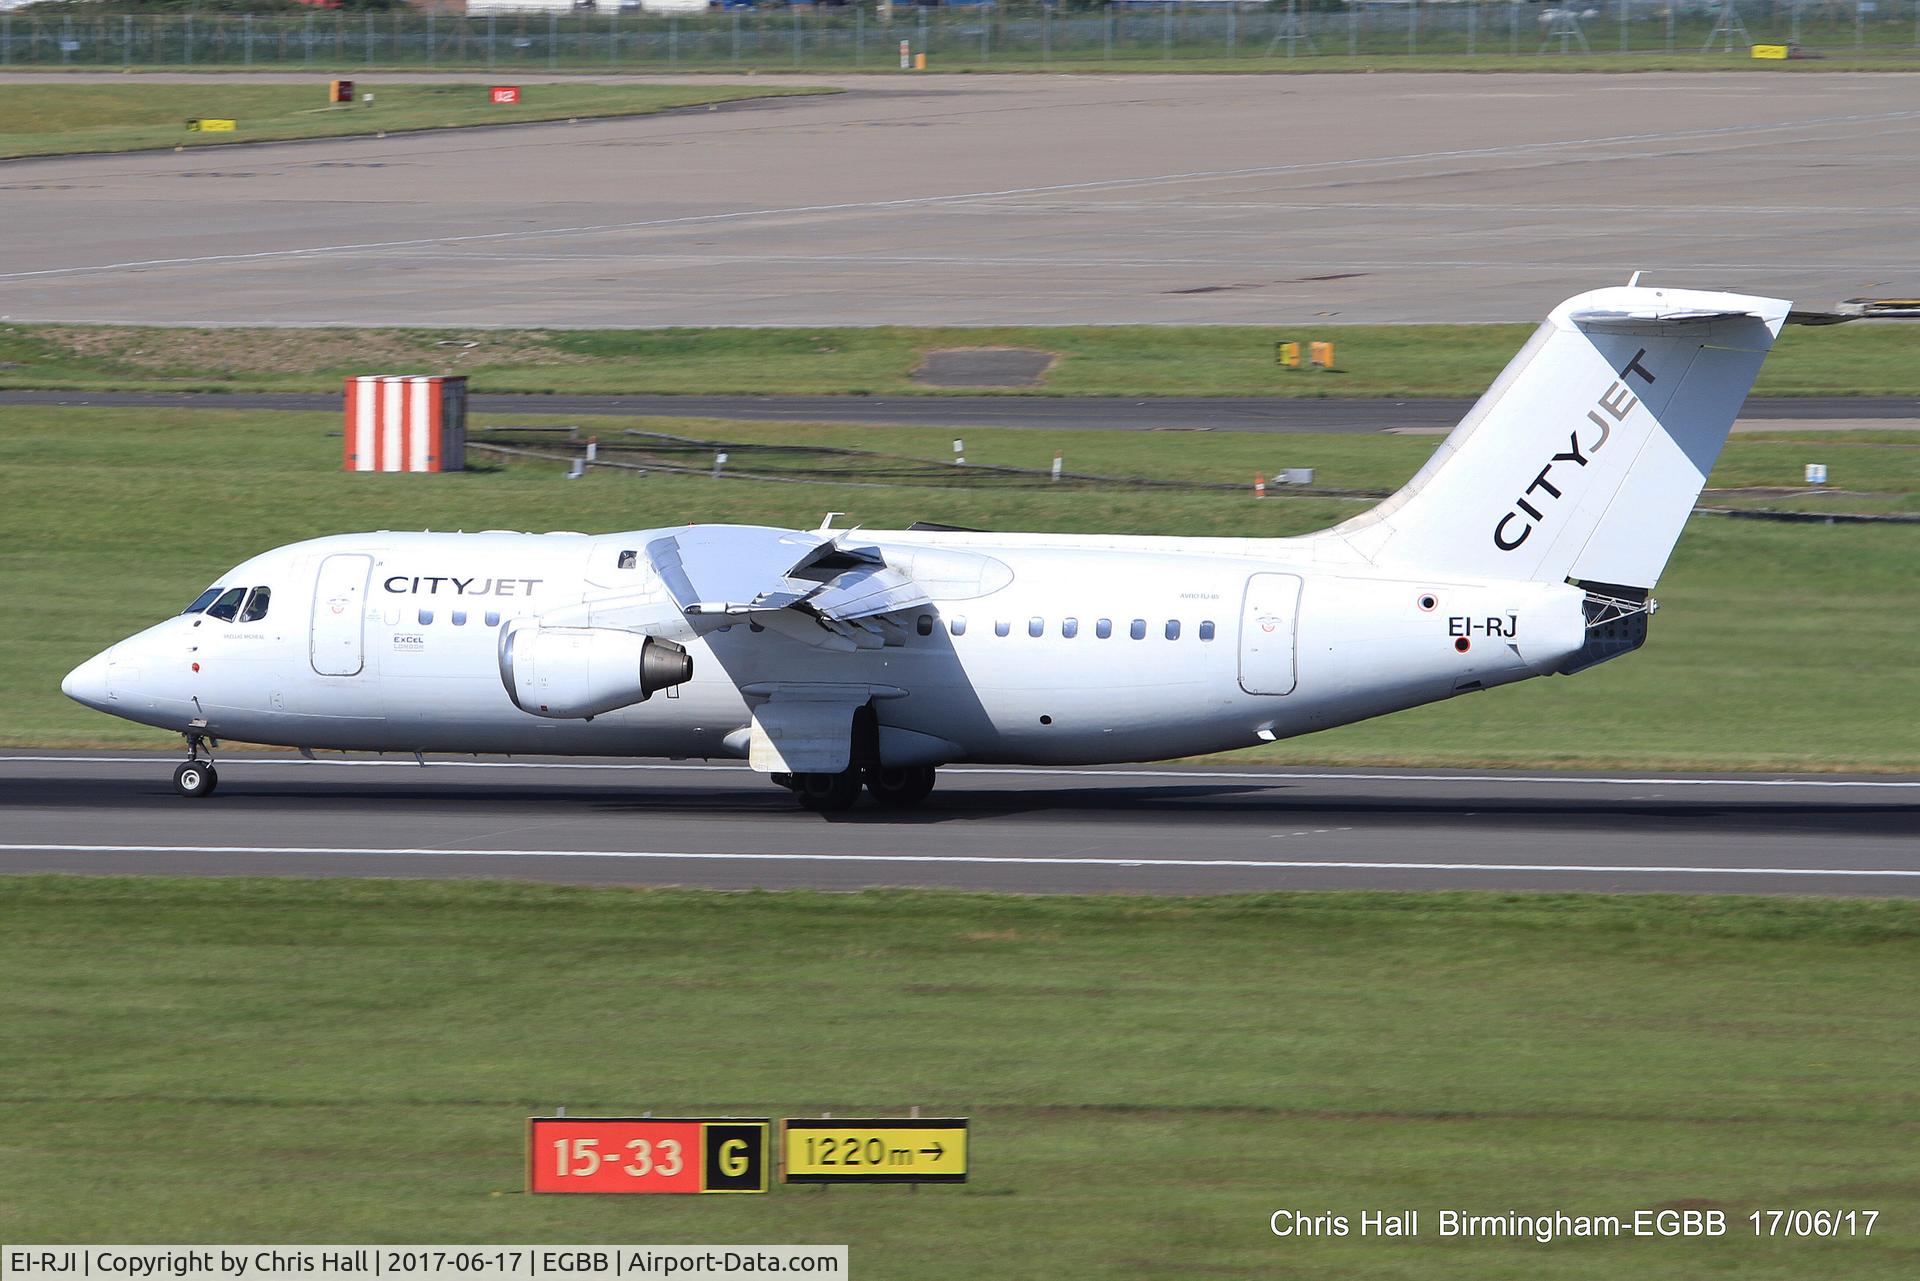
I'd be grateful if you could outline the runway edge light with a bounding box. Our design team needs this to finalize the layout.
[526,1116,770,1194]
[781,1117,969,1184]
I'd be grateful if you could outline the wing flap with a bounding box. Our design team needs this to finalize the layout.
[649,526,932,630]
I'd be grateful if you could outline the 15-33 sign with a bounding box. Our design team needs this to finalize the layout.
[782,1118,969,1184]
[527,1118,768,1194]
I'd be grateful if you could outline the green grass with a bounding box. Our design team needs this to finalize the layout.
[0,82,834,158]
[3,406,1915,769]
[2,876,1917,1275]
[8,319,1920,398]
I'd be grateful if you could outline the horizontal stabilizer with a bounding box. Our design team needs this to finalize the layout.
[1568,306,1758,328]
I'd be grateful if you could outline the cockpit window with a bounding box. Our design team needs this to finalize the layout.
[183,587,223,615]
[239,586,271,623]
[617,550,639,570]
[204,587,247,622]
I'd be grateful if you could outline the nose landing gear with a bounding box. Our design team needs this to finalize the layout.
[173,734,218,798]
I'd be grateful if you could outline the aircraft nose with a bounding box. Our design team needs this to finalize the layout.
[62,649,114,709]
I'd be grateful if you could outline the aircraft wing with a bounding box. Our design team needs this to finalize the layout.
[646,526,930,648]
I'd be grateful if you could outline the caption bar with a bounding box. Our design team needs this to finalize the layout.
[4,1250,845,1281]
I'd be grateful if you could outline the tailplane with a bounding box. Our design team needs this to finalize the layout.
[1331,284,1790,589]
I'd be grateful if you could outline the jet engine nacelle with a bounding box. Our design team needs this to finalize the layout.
[499,623,692,719]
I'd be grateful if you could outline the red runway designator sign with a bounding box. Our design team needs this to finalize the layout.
[527,1117,769,1194]
[344,375,467,473]
[490,86,521,105]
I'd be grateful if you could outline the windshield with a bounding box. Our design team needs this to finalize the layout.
[182,587,223,615]
[204,587,247,622]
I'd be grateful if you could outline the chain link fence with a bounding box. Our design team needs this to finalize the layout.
[1,3,1917,70]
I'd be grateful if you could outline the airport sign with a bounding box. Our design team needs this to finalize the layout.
[527,1118,769,1194]
[781,1118,968,1184]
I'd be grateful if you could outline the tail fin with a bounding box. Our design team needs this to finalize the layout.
[1331,285,1790,590]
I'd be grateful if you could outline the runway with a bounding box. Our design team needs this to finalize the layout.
[3,389,1911,434]
[3,73,1917,326]
[2,753,1915,897]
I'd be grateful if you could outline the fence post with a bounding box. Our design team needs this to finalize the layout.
[732,10,740,68]
[1619,0,1626,51]
[1512,0,1520,54]
[1043,3,1050,63]
[1856,0,1865,51]
[184,14,192,66]
[1105,4,1113,61]
[1665,1,1673,52]
[1409,0,1417,53]
[1468,0,1476,54]
[1351,3,1360,55]
[1,14,9,68]
[919,5,928,61]
[1163,2,1171,60]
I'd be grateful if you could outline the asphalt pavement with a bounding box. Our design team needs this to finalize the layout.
[4,390,1912,433]
[2,753,1914,897]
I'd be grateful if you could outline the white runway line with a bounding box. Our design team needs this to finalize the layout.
[1,843,1916,879]
[3,755,1916,788]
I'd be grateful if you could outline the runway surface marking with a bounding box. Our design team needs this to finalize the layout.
[4,755,1915,787]
[8,108,1914,285]
[4,843,1916,879]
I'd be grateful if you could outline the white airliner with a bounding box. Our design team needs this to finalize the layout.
[65,284,1789,810]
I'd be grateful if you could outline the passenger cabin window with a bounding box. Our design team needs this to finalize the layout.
[1129,619,1146,641]
[1165,620,1181,641]
[1028,617,1044,638]
[205,587,247,622]
[238,587,271,623]
[486,611,501,627]
[994,620,1011,638]
[452,611,468,626]
[183,587,223,615]
[1062,618,1079,639]
[950,616,967,637]
[1199,620,1216,641]
[1096,619,1112,639]
[418,608,434,626]
[916,615,934,637]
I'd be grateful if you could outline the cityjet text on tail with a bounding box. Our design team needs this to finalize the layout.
[65,284,1789,810]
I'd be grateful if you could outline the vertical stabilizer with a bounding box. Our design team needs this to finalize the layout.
[1331,285,1790,589]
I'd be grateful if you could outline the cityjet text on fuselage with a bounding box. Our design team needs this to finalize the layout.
[381,574,544,597]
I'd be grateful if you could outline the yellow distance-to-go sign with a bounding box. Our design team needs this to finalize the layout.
[186,118,237,132]
[781,1117,968,1184]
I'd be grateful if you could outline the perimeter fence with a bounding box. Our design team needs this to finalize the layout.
[3,2,1919,71]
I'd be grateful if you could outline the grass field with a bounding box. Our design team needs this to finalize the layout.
[0,82,834,159]
[8,319,1920,399]
[1,876,1916,1275]
[3,406,1914,768]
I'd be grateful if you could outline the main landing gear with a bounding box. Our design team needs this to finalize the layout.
[774,765,938,813]
[172,734,218,798]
